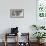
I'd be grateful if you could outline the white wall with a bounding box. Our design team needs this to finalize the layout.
[0,0,36,42]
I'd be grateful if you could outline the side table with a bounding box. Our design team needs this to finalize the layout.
[4,33,18,46]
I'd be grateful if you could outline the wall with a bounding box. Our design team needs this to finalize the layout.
[0,0,36,42]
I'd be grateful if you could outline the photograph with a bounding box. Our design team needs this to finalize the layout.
[10,9,24,18]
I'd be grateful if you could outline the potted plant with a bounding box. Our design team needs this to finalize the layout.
[32,25,39,30]
[33,32,46,43]
[40,26,45,29]
[32,24,45,30]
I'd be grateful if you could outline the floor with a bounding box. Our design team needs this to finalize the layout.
[0,42,46,46]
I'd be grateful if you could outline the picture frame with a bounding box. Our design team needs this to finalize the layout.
[10,9,24,18]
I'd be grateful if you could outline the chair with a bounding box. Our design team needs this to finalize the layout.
[4,27,19,46]
[4,33,18,46]
[18,33,30,46]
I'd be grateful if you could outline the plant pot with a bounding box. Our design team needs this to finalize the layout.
[37,39,40,43]
[40,38,45,43]
[37,39,45,44]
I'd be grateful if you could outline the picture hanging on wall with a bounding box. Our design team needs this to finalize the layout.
[10,9,24,18]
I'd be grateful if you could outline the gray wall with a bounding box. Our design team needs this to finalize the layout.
[0,0,36,42]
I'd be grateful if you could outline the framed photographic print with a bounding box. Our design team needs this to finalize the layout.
[10,9,24,18]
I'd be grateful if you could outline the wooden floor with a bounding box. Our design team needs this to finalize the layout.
[0,42,46,46]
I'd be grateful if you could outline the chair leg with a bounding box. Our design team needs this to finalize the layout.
[4,41,7,46]
[4,33,7,46]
